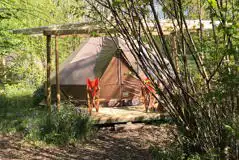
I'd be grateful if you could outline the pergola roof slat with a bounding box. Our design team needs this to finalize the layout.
[12,22,97,35]
[12,19,220,36]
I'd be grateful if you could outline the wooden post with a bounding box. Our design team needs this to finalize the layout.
[46,35,52,108]
[55,36,60,110]
[119,53,123,107]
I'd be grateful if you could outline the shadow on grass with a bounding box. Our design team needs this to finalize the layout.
[0,86,93,146]
[0,90,47,134]
[0,85,174,160]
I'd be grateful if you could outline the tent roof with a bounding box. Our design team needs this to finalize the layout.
[52,37,137,85]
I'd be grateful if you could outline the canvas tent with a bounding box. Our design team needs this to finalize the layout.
[51,37,144,107]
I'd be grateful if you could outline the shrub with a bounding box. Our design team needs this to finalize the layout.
[0,84,35,133]
[89,0,239,158]
[0,83,34,108]
[0,84,93,145]
[149,145,185,160]
[39,103,93,145]
[32,84,45,105]
[149,145,214,160]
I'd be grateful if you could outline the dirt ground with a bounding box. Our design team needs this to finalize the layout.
[0,124,175,160]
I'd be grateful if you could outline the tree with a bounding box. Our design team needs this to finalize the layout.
[0,0,85,85]
[86,0,239,158]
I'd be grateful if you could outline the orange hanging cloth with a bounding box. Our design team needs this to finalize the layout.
[86,78,99,97]
[144,78,155,93]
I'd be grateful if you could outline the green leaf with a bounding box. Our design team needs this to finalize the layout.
[208,0,217,8]
[112,0,122,7]
[224,124,235,135]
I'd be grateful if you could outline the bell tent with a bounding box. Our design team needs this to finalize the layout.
[51,37,144,107]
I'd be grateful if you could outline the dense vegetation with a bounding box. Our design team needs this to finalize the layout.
[0,0,84,85]
[0,84,93,145]
[0,0,93,146]
[87,0,239,159]
[0,0,238,159]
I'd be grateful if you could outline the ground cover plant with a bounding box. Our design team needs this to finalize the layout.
[0,84,94,145]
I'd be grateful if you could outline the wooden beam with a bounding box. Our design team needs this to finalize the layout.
[55,36,60,110]
[43,28,114,36]
[13,20,220,36]
[46,35,51,109]
[12,22,96,35]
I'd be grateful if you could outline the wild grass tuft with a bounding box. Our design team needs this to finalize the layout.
[0,84,94,145]
[38,103,93,145]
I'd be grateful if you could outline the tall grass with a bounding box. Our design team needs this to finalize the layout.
[0,83,36,133]
[39,104,93,145]
[0,84,93,145]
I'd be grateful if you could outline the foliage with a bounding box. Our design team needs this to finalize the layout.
[39,103,93,145]
[149,144,185,160]
[87,0,239,159]
[149,144,205,160]
[0,83,37,133]
[0,0,92,147]
[0,0,84,85]
[32,84,45,105]
[0,84,94,145]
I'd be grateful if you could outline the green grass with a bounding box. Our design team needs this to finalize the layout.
[0,83,93,145]
[0,84,37,133]
[38,105,93,145]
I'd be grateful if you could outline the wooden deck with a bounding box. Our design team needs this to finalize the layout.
[84,105,169,124]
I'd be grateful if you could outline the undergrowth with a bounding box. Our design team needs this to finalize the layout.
[149,144,209,160]
[0,84,94,145]
[38,105,93,145]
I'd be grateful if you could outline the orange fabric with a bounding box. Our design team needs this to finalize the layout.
[144,78,154,93]
[86,78,99,97]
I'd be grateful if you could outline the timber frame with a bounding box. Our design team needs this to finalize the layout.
[12,19,218,109]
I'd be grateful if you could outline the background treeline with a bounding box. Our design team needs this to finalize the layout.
[0,0,85,86]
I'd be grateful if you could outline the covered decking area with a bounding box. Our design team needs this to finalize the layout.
[12,20,216,112]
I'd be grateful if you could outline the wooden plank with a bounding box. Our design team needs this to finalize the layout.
[46,35,51,109]
[88,106,170,124]
[55,36,60,110]
[13,20,220,36]
[12,22,96,35]
[93,113,169,124]
[43,28,114,36]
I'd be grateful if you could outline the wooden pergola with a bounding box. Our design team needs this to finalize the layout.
[13,19,217,109]
[14,22,110,109]
[43,25,108,110]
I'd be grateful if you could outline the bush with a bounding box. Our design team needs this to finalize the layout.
[0,83,34,108]
[149,145,211,160]
[39,103,93,145]
[149,145,185,160]
[0,83,37,133]
[0,84,93,145]
[32,84,45,105]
